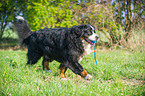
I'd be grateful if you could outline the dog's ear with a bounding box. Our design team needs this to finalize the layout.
[77,24,91,37]
[78,24,88,34]
[71,24,93,38]
[71,26,83,37]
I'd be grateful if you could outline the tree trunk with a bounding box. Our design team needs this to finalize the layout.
[0,23,7,40]
[124,0,132,42]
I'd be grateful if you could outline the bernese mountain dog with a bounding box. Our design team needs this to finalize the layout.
[14,16,99,80]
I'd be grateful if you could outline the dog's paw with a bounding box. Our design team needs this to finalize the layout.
[45,70,51,73]
[84,74,92,80]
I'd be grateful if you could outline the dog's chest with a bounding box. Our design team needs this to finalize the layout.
[83,43,92,56]
[78,40,92,62]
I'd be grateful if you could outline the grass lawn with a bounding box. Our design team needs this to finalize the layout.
[0,49,145,96]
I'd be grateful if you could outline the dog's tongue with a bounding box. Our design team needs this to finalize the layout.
[84,37,97,45]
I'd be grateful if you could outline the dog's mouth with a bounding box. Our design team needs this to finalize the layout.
[84,37,97,45]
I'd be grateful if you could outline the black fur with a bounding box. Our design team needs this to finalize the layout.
[14,17,95,78]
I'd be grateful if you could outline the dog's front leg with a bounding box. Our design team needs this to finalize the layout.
[42,57,51,72]
[80,68,92,80]
[68,62,92,80]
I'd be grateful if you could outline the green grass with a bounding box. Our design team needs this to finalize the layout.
[0,49,144,96]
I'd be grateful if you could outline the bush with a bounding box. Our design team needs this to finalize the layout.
[23,1,78,31]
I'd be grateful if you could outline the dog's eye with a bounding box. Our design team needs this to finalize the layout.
[88,31,92,35]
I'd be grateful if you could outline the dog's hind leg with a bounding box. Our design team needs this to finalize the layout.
[42,59,51,72]
[42,55,52,72]
[59,64,68,79]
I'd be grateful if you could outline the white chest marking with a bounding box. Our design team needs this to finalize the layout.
[79,40,92,62]
[84,44,92,55]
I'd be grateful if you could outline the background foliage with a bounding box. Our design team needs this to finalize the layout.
[24,1,78,30]
[0,0,145,46]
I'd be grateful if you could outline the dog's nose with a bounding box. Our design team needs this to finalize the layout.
[95,35,99,40]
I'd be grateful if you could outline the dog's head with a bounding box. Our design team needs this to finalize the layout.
[75,24,99,45]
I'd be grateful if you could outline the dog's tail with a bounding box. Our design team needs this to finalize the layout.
[14,16,32,44]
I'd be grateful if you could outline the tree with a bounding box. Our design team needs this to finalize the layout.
[112,0,145,42]
[124,0,132,41]
[0,0,27,40]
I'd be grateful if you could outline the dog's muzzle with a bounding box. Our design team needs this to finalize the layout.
[84,35,99,45]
